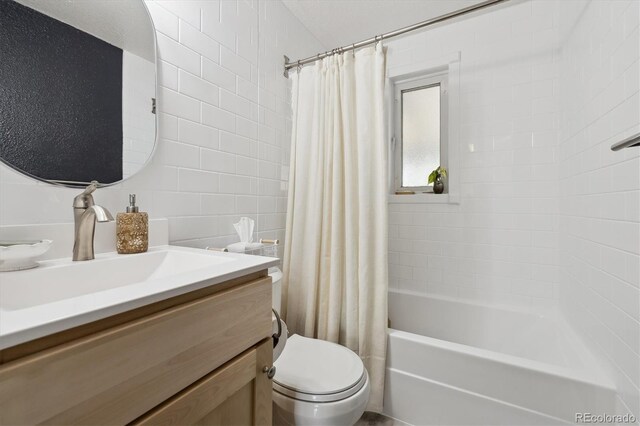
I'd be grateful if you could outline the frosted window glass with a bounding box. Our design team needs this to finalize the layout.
[401,85,440,187]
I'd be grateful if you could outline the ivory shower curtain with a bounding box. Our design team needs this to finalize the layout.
[282,44,388,411]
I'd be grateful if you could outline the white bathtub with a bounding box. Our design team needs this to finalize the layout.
[383,290,616,425]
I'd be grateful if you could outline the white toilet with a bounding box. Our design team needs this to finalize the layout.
[269,268,370,426]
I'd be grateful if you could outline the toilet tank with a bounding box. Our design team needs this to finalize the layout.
[269,267,282,312]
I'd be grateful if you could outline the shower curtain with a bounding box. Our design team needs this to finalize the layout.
[282,44,388,412]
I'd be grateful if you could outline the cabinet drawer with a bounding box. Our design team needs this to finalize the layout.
[0,276,272,425]
[133,338,273,426]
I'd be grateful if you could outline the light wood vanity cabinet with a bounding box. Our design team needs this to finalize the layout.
[0,271,274,426]
[133,338,272,426]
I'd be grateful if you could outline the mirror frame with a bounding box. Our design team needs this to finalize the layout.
[0,0,158,189]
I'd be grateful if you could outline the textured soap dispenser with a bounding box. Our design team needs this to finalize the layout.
[116,194,148,254]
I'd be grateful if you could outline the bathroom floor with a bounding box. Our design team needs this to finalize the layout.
[356,412,410,426]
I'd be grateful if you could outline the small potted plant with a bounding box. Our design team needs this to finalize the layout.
[428,166,447,194]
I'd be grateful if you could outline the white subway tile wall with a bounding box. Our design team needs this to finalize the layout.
[386,1,563,309]
[559,0,639,419]
[0,0,324,256]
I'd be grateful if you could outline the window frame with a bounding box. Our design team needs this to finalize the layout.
[393,72,449,193]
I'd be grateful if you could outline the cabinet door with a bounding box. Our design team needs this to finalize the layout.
[132,338,273,426]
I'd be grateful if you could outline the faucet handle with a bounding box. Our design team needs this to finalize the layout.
[73,180,99,208]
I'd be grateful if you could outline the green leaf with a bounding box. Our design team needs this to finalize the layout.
[428,170,437,184]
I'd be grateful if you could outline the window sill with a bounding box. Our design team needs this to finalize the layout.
[388,193,459,204]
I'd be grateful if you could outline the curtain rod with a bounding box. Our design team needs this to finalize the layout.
[284,0,509,77]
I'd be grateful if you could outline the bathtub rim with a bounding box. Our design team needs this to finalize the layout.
[387,328,614,391]
[387,289,615,392]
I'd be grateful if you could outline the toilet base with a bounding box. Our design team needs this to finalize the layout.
[272,371,370,426]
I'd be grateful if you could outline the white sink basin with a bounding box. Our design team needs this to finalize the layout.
[0,245,279,349]
[1,249,232,310]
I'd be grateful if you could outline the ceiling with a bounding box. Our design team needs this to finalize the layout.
[282,0,489,50]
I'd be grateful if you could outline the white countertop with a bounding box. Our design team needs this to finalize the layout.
[0,245,279,350]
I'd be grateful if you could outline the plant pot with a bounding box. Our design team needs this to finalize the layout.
[433,179,444,194]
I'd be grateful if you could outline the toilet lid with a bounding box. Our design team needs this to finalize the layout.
[273,334,367,402]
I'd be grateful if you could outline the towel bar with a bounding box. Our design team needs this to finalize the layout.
[611,132,640,151]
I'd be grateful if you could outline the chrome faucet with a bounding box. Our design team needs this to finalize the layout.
[72,181,114,261]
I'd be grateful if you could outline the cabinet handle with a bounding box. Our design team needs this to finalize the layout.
[263,365,276,379]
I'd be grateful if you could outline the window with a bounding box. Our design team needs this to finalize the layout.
[394,72,448,192]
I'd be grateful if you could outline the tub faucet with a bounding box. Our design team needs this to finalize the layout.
[72,181,114,261]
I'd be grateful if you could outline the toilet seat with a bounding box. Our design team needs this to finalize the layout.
[274,371,368,403]
[273,334,367,403]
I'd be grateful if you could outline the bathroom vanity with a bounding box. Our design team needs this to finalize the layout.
[0,247,279,425]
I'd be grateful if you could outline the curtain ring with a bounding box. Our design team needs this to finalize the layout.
[352,43,356,57]
[296,60,301,73]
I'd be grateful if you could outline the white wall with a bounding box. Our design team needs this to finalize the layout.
[386,0,563,309]
[0,0,324,255]
[558,0,639,419]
